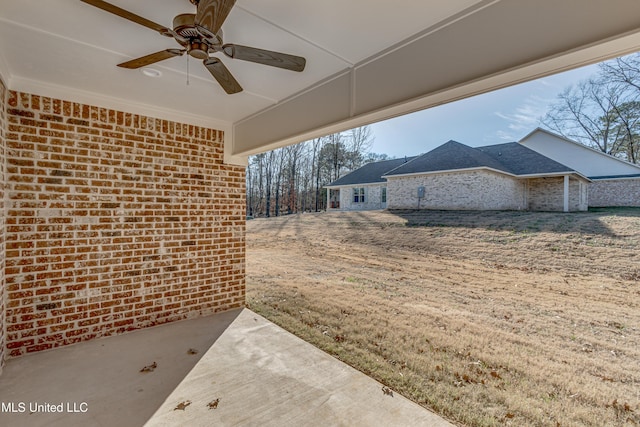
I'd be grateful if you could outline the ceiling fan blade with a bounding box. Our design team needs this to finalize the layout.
[222,44,306,72]
[203,58,243,94]
[80,0,173,36]
[118,49,185,69]
[195,0,236,39]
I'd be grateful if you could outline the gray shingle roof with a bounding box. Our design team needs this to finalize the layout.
[383,141,508,176]
[326,157,416,187]
[476,143,574,175]
[384,141,575,177]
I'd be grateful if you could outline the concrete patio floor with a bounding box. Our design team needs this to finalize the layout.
[0,308,453,426]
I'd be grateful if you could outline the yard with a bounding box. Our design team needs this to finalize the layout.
[246,209,640,427]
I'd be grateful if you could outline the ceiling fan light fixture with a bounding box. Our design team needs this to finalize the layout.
[141,67,162,78]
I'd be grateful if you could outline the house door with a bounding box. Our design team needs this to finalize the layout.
[329,189,340,209]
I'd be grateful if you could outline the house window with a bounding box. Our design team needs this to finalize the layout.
[353,187,365,203]
[381,187,387,203]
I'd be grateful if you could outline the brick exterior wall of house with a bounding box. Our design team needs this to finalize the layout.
[386,170,526,210]
[3,90,245,358]
[0,78,6,373]
[589,178,640,207]
[338,184,386,211]
[527,177,587,212]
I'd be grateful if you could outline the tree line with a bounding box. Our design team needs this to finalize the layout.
[246,126,386,217]
[543,52,640,164]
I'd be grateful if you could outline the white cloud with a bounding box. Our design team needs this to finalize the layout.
[494,95,553,134]
[494,130,514,141]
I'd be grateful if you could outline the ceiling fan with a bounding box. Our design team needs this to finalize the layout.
[80,0,306,94]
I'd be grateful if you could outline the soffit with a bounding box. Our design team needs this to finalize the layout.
[1,1,639,164]
[0,0,482,130]
[233,0,640,161]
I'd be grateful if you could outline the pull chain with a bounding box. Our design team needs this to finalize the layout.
[186,55,190,86]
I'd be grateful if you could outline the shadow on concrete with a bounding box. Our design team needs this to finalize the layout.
[0,309,242,427]
[0,308,453,427]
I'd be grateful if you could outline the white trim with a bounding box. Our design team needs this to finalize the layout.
[0,48,11,87]
[563,175,570,212]
[325,181,386,189]
[10,76,232,133]
[384,166,590,182]
[235,69,352,127]
[355,0,499,69]
[384,166,517,179]
[350,68,357,117]
[515,171,591,182]
[233,27,640,157]
[223,127,247,166]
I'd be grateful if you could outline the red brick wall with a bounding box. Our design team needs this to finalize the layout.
[4,91,245,357]
[0,78,6,371]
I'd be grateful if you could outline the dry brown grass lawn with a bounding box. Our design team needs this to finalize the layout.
[246,208,640,426]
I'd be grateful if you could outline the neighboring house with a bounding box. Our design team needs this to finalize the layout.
[382,141,589,212]
[519,128,640,207]
[325,157,415,210]
[326,129,640,212]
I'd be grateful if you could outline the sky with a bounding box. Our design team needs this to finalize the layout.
[368,63,601,158]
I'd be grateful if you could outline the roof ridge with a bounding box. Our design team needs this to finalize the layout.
[382,156,420,175]
[383,140,514,177]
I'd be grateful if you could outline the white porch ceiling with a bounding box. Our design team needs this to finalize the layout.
[1,1,640,164]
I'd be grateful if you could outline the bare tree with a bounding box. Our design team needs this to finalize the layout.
[246,125,379,216]
[542,77,627,155]
[600,55,640,163]
[282,143,306,214]
[541,52,640,164]
[264,150,275,217]
[601,54,640,93]
[246,153,267,217]
[344,126,375,171]
[319,132,346,183]
[310,137,324,212]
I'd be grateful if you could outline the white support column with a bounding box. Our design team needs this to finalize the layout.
[327,188,331,211]
[563,175,570,212]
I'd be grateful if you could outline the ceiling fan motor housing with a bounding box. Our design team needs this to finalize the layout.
[173,13,221,59]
